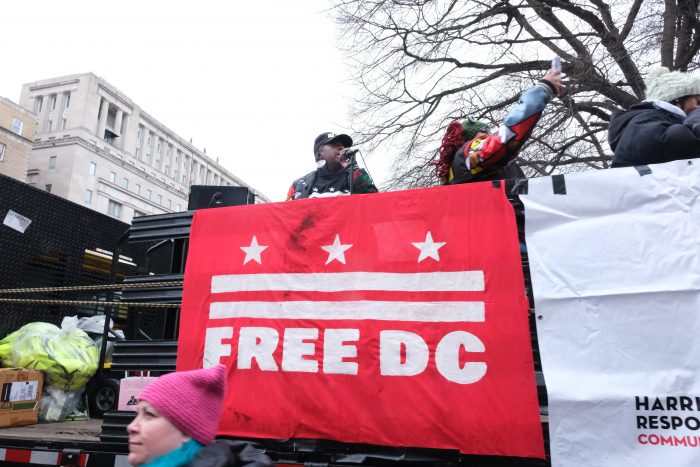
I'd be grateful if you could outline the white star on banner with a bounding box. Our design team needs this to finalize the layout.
[322,234,353,265]
[240,236,268,265]
[412,231,446,263]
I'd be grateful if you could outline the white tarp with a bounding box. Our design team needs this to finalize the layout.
[522,160,700,467]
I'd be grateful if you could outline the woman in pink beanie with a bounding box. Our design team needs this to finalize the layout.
[127,364,273,467]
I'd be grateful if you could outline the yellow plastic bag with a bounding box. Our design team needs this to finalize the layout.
[0,321,99,391]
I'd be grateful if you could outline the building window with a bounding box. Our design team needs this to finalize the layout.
[89,162,97,175]
[157,194,162,205]
[45,184,52,193]
[49,156,56,169]
[167,199,172,209]
[121,177,129,189]
[11,118,23,135]
[109,171,116,183]
[34,96,43,115]
[176,204,181,211]
[135,127,142,159]
[133,210,146,218]
[134,183,141,195]
[107,200,122,219]
[49,95,57,111]
[60,118,67,130]
[164,165,169,176]
[84,189,92,204]
[63,93,71,110]
[0,143,5,162]
[146,189,152,200]
[45,118,53,132]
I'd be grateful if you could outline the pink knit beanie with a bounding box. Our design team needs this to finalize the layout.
[138,365,227,445]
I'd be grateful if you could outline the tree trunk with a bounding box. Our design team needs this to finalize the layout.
[661,0,678,68]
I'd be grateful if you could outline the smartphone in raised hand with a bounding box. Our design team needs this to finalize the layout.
[552,56,562,72]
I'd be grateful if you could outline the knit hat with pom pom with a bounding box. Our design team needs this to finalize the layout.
[138,365,227,446]
[460,117,490,141]
[646,67,700,103]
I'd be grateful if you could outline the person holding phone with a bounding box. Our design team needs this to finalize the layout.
[436,64,565,184]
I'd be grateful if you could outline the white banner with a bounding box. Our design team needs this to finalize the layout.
[522,160,700,467]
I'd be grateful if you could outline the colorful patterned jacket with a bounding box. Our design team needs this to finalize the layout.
[448,81,556,184]
[287,166,377,201]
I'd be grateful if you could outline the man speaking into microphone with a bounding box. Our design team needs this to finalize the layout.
[286,131,378,200]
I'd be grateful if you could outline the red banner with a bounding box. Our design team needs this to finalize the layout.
[177,183,544,458]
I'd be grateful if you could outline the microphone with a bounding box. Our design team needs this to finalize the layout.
[343,148,360,160]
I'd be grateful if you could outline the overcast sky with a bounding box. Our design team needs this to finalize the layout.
[0,0,389,201]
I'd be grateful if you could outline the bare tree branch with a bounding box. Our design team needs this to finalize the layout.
[332,0,699,189]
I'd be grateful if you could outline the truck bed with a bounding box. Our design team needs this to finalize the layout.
[0,419,101,442]
[0,419,131,466]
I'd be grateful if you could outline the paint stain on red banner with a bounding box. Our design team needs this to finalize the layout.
[177,184,545,458]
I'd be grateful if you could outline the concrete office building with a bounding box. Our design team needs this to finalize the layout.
[0,97,36,182]
[19,73,267,223]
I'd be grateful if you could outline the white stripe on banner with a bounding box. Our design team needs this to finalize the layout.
[0,448,5,461]
[211,271,484,293]
[210,300,485,322]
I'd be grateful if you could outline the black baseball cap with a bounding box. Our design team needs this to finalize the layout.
[313,132,353,156]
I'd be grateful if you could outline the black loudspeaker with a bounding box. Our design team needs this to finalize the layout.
[187,185,254,210]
